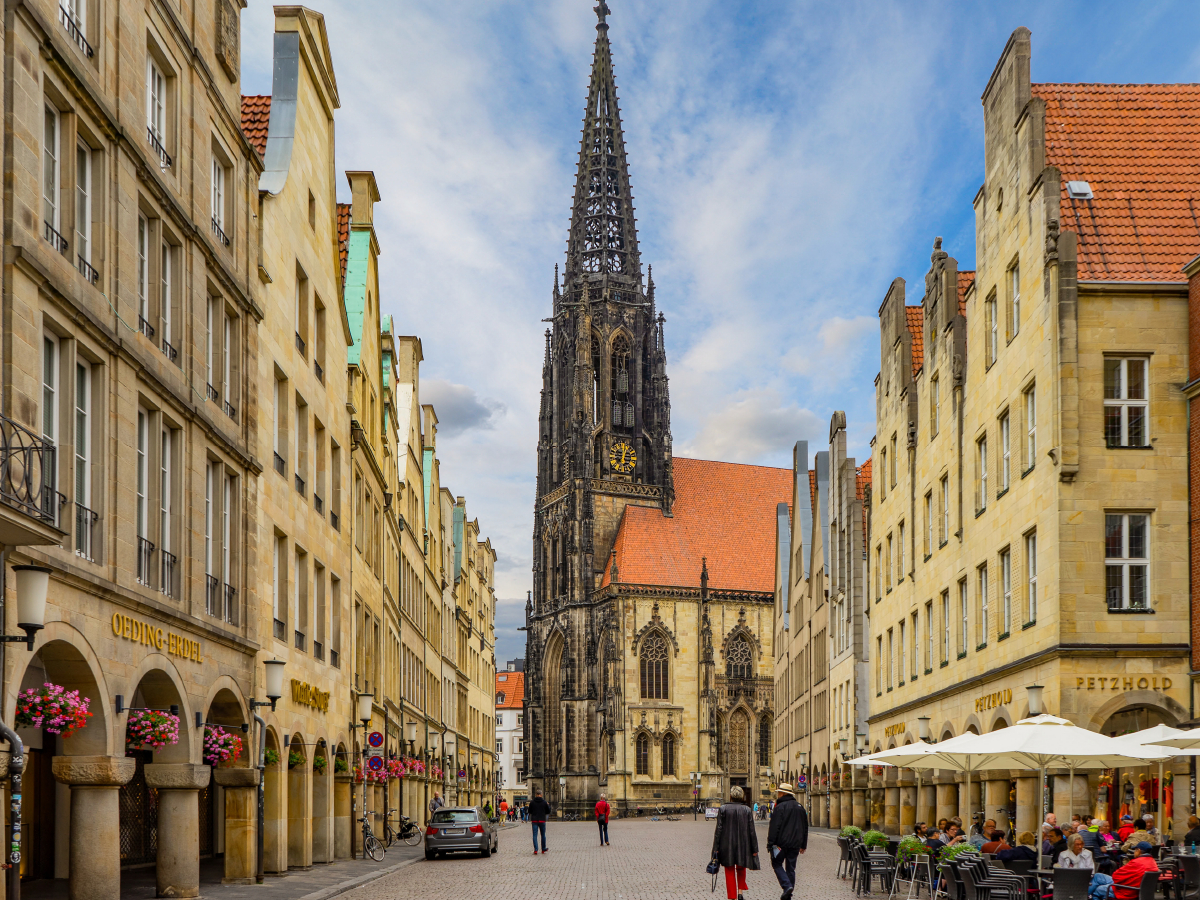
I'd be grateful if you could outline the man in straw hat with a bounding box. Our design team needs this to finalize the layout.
[766,782,808,900]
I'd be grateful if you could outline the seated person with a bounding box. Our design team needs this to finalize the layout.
[982,831,1011,854]
[997,831,1040,863]
[1058,834,1095,870]
[1107,843,1159,900]
[925,829,947,855]
[1047,828,1068,860]
[1120,819,1157,852]
[944,824,966,846]
[914,822,928,840]
[1184,815,1200,848]
[1142,814,1161,843]
[970,819,996,849]
[1116,815,1136,843]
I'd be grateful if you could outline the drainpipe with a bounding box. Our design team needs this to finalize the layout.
[253,704,266,883]
[0,717,22,900]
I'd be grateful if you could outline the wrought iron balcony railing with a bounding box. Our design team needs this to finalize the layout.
[330,649,339,669]
[314,360,324,382]
[75,502,98,561]
[313,640,324,661]
[138,316,155,339]
[330,510,339,531]
[223,584,238,626]
[44,222,69,255]
[136,536,155,586]
[77,256,99,285]
[206,383,219,402]
[273,452,285,476]
[294,630,306,652]
[161,339,178,363]
[211,217,230,247]
[295,333,306,354]
[147,127,172,169]
[295,473,305,496]
[160,551,176,598]
[314,493,324,515]
[206,574,219,617]
[273,618,286,641]
[0,414,59,527]
[224,401,236,420]
[57,5,94,57]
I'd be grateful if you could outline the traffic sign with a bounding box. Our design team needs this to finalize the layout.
[367,755,384,771]
[367,731,384,748]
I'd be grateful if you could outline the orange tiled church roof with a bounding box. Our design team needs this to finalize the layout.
[495,672,525,708]
[601,457,792,594]
[1032,83,1200,282]
[857,458,871,539]
[240,95,270,157]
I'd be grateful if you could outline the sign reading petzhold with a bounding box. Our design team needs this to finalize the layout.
[974,688,1012,713]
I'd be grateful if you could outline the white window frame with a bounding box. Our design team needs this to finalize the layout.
[978,565,989,645]
[897,521,905,582]
[940,475,949,544]
[1104,358,1149,448]
[1000,412,1011,491]
[924,492,932,557]
[898,620,905,684]
[211,155,226,230]
[44,106,60,232]
[1025,531,1037,622]
[1010,263,1020,337]
[977,436,988,511]
[1025,385,1036,469]
[931,374,939,436]
[941,590,950,662]
[146,56,166,144]
[986,295,998,364]
[137,215,149,323]
[222,314,232,407]
[1000,548,1011,635]
[1105,513,1149,610]
[925,601,933,672]
[74,360,91,508]
[272,535,284,624]
[159,427,171,556]
[959,580,968,655]
[204,463,214,577]
[160,241,172,347]
[136,409,148,539]
[42,334,59,452]
[76,141,92,262]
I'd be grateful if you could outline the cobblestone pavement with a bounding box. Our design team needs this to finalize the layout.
[344,820,857,900]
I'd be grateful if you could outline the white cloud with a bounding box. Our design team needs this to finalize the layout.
[422,379,505,437]
[680,390,824,466]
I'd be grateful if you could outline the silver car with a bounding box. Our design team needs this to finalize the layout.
[424,807,498,859]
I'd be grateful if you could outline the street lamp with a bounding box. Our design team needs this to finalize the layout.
[918,716,931,743]
[354,692,373,860]
[405,720,417,755]
[1026,684,1044,717]
[558,774,566,817]
[247,659,285,883]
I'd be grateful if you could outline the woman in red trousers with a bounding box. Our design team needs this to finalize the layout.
[710,786,760,900]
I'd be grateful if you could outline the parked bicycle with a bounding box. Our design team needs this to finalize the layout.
[360,811,385,861]
[384,812,423,847]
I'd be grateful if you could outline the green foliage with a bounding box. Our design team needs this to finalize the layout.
[939,842,977,864]
[334,757,349,774]
[897,836,927,867]
[313,755,327,773]
[840,825,864,840]
[264,748,280,767]
[863,830,889,849]
[287,750,304,769]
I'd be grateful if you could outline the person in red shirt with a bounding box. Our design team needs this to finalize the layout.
[1117,815,1137,843]
[1108,843,1159,900]
[595,794,611,846]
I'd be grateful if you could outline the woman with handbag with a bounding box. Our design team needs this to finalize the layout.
[709,786,760,900]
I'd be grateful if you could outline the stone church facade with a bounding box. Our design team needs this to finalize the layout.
[525,4,791,812]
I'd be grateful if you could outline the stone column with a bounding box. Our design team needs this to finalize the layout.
[212,768,259,884]
[840,785,853,828]
[287,763,312,869]
[986,776,1010,834]
[852,787,868,829]
[917,782,937,826]
[52,755,136,900]
[334,774,352,859]
[1015,775,1038,836]
[935,777,958,823]
[264,761,287,873]
[960,775,982,825]
[829,787,842,830]
[869,787,884,830]
[145,763,211,899]
[899,780,916,833]
[312,769,332,864]
[1052,774,1090,822]
[884,785,900,835]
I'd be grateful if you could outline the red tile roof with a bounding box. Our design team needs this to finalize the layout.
[337,203,351,284]
[906,305,924,376]
[1032,83,1200,282]
[809,469,817,512]
[240,95,270,157]
[958,270,974,316]
[602,457,792,594]
[857,458,871,540]
[495,672,525,708]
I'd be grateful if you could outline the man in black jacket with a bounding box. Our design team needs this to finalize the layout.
[528,789,552,854]
[766,784,808,900]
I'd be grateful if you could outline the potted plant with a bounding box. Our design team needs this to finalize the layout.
[15,683,92,736]
[313,755,327,774]
[862,829,889,850]
[203,725,244,767]
[840,825,864,840]
[264,748,281,767]
[334,757,348,774]
[896,835,927,868]
[940,842,977,864]
[125,709,180,751]
[287,750,304,769]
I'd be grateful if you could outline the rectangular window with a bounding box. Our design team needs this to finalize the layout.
[924,602,933,672]
[206,298,216,392]
[958,579,968,656]
[211,156,226,231]
[136,409,147,540]
[1009,263,1020,338]
[924,492,933,557]
[875,546,882,600]
[1104,358,1149,448]
[159,427,171,556]
[204,463,214,577]
[897,521,905,582]
[978,565,989,645]
[886,628,893,689]
[889,434,897,487]
[44,106,60,232]
[137,215,149,326]
[931,374,939,436]
[999,548,1011,635]
[977,436,988,512]
[1105,513,1149,610]
[898,620,905,684]
[160,241,173,355]
[1024,385,1036,469]
[294,548,307,650]
[273,535,286,635]
[940,475,950,544]
[999,412,1010,491]
[880,449,886,500]
[222,314,232,409]
[42,335,59,454]
[941,590,950,663]
[146,57,166,145]
[76,142,92,263]
[876,636,882,692]
[986,294,998,364]
[1025,531,1037,622]
[74,361,91,509]
[885,534,893,589]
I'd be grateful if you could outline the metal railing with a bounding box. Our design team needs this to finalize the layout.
[224,401,236,420]
[314,360,324,382]
[44,221,69,254]
[273,618,286,641]
[295,474,305,496]
[295,333,306,354]
[223,584,238,626]
[206,383,219,402]
[160,339,178,363]
[206,574,219,617]
[75,502,98,561]
[211,217,230,247]
[0,414,59,526]
[294,630,306,651]
[77,256,100,285]
[314,640,324,661]
[273,452,285,476]
[147,127,172,169]
[136,536,155,586]
[330,649,339,668]
[314,493,324,515]
[138,315,155,338]
[160,551,176,598]
[58,5,94,57]
[330,510,339,531]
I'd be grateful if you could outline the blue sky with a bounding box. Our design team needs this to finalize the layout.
[241,0,1200,665]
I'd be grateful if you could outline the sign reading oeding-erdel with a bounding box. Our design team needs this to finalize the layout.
[111,612,204,663]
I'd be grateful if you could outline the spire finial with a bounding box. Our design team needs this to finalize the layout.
[594,0,610,28]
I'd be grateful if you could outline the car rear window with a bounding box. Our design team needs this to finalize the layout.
[431,810,479,825]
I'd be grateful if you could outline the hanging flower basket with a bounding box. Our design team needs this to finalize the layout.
[203,726,244,767]
[264,748,281,767]
[404,756,425,776]
[386,758,406,780]
[287,750,304,769]
[334,757,349,774]
[430,764,444,780]
[15,683,92,736]
[354,764,385,784]
[313,755,327,774]
[126,708,180,751]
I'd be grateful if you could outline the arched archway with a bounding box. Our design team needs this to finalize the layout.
[311,735,333,863]
[543,631,565,776]
[334,742,351,859]
[263,726,286,873]
[286,731,311,868]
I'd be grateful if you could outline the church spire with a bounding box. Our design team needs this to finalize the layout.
[565,1,641,282]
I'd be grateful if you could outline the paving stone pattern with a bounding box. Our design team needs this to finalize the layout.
[345,821,859,900]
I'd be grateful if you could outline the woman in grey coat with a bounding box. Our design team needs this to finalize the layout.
[710,786,760,900]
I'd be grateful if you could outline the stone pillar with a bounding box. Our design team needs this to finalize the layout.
[986,777,1010,834]
[840,786,853,829]
[334,775,352,860]
[869,787,884,830]
[212,768,259,884]
[899,782,916,833]
[853,787,867,829]
[312,769,332,864]
[145,763,211,899]
[935,778,958,823]
[1052,775,1090,822]
[52,755,136,900]
[960,775,982,825]
[829,787,842,830]
[264,761,287,873]
[1015,775,1038,836]
[917,782,937,826]
[884,785,900,835]
[287,763,312,869]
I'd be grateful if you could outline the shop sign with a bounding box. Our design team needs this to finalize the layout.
[974,688,1012,713]
[884,723,905,738]
[1075,676,1173,692]
[290,679,330,712]
[112,612,203,663]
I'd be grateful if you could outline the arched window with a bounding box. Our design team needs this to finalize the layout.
[635,733,649,775]
[728,710,749,772]
[611,337,631,430]
[758,714,771,767]
[591,336,601,422]
[662,733,676,777]
[726,636,753,678]
[565,708,574,770]
[639,633,668,699]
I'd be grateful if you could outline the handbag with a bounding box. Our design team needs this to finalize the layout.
[707,856,720,892]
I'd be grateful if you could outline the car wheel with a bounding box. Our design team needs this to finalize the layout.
[480,841,491,858]
[425,849,435,861]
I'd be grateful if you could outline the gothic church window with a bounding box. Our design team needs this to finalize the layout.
[726,636,753,679]
[591,336,601,422]
[662,733,676,777]
[639,632,668,699]
[636,733,649,775]
[758,713,772,767]
[611,337,632,429]
[728,710,749,772]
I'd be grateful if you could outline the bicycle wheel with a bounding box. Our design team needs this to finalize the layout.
[365,833,385,861]
[403,826,422,847]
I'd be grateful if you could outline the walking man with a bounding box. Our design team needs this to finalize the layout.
[595,793,611,846]
[529,788,551,854]
[766,783,808,900]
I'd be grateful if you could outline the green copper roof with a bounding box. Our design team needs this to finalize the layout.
[343,229,372,366]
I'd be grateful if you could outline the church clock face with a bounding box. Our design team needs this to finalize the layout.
[609,441,636,474]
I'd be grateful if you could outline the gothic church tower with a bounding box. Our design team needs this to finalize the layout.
[526,1,673,806]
